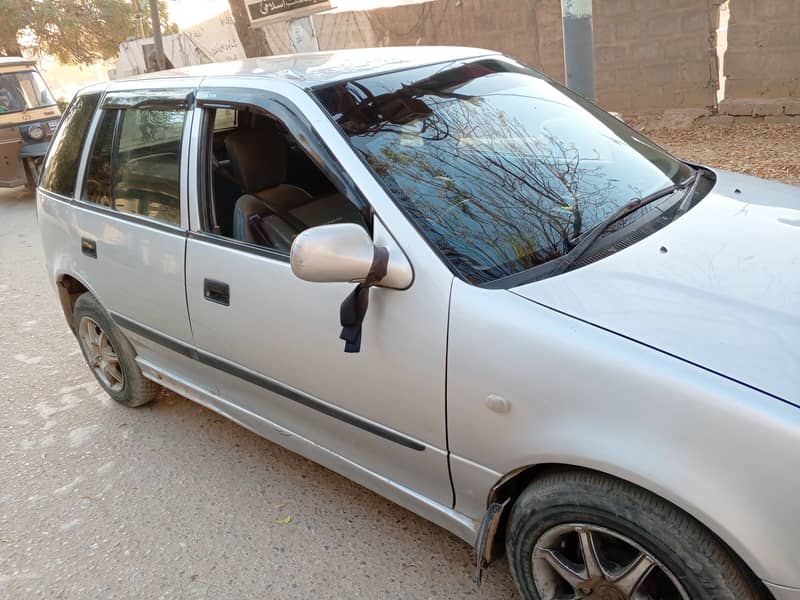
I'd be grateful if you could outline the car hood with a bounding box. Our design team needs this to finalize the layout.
[512,169,800,405]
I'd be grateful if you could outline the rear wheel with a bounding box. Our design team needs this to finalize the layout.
[74,293,159,407]
[505,470,762,600]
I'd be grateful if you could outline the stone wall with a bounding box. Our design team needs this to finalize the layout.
[720,0,800,118]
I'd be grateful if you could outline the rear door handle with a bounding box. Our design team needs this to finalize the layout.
[81,238,97,259]
[203,278,229,306]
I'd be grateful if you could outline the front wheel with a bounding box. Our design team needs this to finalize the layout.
[505,470,763,600]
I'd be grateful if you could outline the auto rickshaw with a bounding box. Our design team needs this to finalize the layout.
[0,57,61,188]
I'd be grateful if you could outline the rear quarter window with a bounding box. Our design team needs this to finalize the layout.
[83,109,117,207]
[39,92,101,197]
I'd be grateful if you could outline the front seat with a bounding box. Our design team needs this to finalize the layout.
[225,126,312,245]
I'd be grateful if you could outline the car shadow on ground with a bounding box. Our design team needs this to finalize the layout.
[131,387,518,597]
[3,183,517,597]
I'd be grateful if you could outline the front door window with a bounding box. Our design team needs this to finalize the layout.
[200,105,368,254]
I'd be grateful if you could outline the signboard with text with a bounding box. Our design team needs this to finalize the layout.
[246,0,332,25]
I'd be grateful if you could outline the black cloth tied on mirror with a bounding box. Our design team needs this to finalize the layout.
[339,246,389,353]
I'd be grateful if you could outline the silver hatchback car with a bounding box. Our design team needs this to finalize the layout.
[37,47,799,600]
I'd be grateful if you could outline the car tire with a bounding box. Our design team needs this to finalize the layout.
[505,469,763,600]
[73,293,160,407]
[23,157,41,189]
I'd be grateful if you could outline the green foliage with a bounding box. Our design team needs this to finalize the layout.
[0,0,176,64]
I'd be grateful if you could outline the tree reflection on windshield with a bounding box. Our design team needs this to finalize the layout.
[317,59,687,284]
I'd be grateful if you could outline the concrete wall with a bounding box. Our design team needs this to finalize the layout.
[302,0,719,113]
[592,0,719,112]
[720,0,800,117]
[314,0,565,77]
[258,0,800,116]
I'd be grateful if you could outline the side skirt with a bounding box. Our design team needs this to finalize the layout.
[137,357,480,546]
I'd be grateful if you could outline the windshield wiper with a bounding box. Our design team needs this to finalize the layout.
[548,170,700,277]
[674,168,704,217]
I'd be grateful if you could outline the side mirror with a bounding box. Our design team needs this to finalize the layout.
[290,223,412,290]
[290,223,413,353]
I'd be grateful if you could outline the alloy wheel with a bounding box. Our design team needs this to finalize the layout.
[78,316,124,393]
[532,523,690,600]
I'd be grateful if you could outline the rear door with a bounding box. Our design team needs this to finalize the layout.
[71,84,196,373]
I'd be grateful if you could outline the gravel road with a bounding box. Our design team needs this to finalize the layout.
[0,187,517,598]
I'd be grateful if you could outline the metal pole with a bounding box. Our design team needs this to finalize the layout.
[148,0,166,71]
[560,0,596,101]
[132,0,145,38]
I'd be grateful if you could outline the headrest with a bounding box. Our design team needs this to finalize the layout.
[224,126,287,193]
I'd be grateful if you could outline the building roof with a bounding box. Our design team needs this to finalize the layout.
[124,46,497,88]
[0,57,37,67]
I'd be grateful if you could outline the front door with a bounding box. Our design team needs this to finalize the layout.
[183,88,454,507]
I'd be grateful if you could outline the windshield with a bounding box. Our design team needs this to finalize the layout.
[315,58,693,284]
[0,70,57,114]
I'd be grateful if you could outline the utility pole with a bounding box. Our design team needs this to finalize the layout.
[132,0,145,38]
[148,0,166,71]
[560,0,596,101]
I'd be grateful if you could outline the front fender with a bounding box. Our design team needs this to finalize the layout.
[447,279,800,588]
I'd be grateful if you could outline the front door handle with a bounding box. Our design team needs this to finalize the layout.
[203,278,229,306]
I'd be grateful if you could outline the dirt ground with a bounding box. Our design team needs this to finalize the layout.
[629,117,800,186]
[1,117,796,599]
[1,188,518,599]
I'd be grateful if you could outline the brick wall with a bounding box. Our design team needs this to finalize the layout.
[720,0,800,117]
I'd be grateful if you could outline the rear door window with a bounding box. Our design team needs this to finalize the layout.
[39,92,101,197]
[81,103,186,226]
[114,108,185,225]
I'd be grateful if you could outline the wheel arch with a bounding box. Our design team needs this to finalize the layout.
[55,272,93,333]
[480,462,773,599]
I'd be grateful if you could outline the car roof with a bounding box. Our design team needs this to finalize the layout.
[0,57,38,67]
[119,46,499,89]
